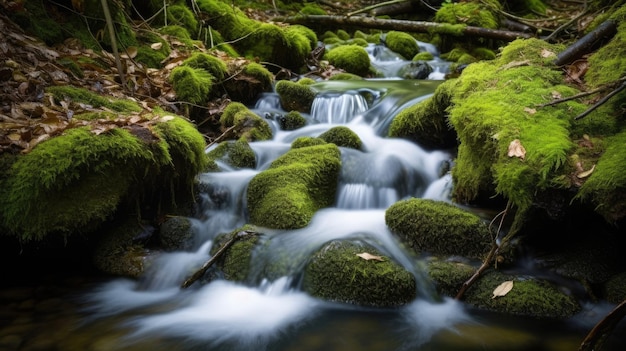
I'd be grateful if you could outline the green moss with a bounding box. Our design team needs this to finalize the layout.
[413,52,435,61]
[325,45,371,77]
[159,25,197,47]
[243,62,274,91]
[329,72,364,81]
[472,47,497,60]
[302,240,417,307]
[464,270,580,319]
[441,48,468,62]
[385,31,420,60]
[603,272,626,304]
[92,218,149,278]
[220,102,272,141]
[435,1,500,29]
[246,144,341,229]
[576,130,626,222]
[212,228,260,282]
[57,57,84,78]
[275,80,317,113]
[0,113,206,242]
[280,111,307,131]
[385,198,492,259]
[169,65,213,105]
[46,86,141,113]
[388,80,456,150]
[347,38,369,47]
[207,138,256,169]
[183,52,228,81]
[165,4,198,35]
[318,126,362,150]
[74,111,118,121]
[291,137,326,149]
[299,4,326,15]
[427,260,476,298]
[136,43,169,69]
[336,29,351,41]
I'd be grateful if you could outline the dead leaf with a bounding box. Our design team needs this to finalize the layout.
[151,42,163,50]
[524,107,536,115]
[540,48,556,58]
[356,252,385,262]
[507,139,526,159]
[121,47,138,59]
[577,164,596,179]
[551,91,562,100]
[492,280,514,299]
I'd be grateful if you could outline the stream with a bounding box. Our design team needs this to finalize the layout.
[1,42,625,351]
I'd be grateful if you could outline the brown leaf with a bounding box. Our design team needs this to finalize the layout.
[492,280,514,299]
[356,252,385,262]
[150,42,163,50]
[551,91,562,100]
[540,48,555,58]
[524,107,536,115]
[577,164,596,179]
[507,139,526,159]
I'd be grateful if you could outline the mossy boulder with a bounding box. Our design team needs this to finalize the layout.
[169,65,213,105]
[275,80,317,113]
[279,111,307,131]
[384,31,420,60]
[207,138,256,169]
[385,198,492,259]
[182,52,228,82]
[158,216,195,251]
[0,114,207,241]
[291,136,327,149]
[318,126,362,150]
[388,80,457,150]
[92,218,154,278]
[302,240,417,307]
[325,45,371,77]
[427,259,477,298]
[464,270,581,319]
[211,228,261,282]
[435,1,500,29]
[219,102,273,141]
[246,143,341,229]
[224,62,274,105]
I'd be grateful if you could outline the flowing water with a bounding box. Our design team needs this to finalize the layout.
[1,43,625,351]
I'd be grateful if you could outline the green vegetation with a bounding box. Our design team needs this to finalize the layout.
[219,102,273,141]
[385,31,420,60]
[427,260,476,298]
[325,45,371,76]
[302,240,416,307]
[169,65,213,105]
[435,1,500,29]
[275,80,317,113]
[280,111,307,131]
[385,198,492,259]
[318,126,362,150]
[246,143,341,229]
[183,52,228,81]
[207,138,256,169]
[46,86,141,112]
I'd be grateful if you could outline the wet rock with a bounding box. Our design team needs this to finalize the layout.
[158,216,194,251]
[397,60,433,79]
[302,240,416,307]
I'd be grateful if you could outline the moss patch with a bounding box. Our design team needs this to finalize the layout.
[385,198,492,259]
[325,45,371,77]
[246,143,341,229]
[220,102,272,141]
[207,138,256,169]
[318,126,362,150]
[302,240,417,307]
[47,86,141,113]
[385,31,420,60]
[275,80,317,113]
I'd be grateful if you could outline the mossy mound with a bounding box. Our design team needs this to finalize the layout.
[280,111,307,131]
[388,80,456,150]
[207,138,256,170]
[169,65,213,105]
[302,240,417,307]
[464,270,581,319]
[246,143,341,229]
[291,136,327,149]
[318,126,362,150]
[92,218,153,278]
[158,216,194,251]
[219,102,273,141]
[46,86,142,113]
[384,31,420,60]
[385,198,492,259]
[183,52,228,81]
[325,45,371,77]
[0,115,207,241]
[435,1,500,29]
[427,259,477,298]
[211,228,261,282]
[275,80,317,113]
[224,62,274,105]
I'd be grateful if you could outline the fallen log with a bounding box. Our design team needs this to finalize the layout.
[579,299,626,351]
[554,20,617,67]
[277,15,533,41]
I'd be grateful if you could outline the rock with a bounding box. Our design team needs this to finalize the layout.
[158,216,194,251]
[397,60,433,80]
[302,240,417,307]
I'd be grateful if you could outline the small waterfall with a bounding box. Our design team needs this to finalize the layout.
[310,91,369,124]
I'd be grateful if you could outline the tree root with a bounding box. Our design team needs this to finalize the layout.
[579,299,626,351]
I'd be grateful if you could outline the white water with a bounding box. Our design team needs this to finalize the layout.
[79,48,473,350]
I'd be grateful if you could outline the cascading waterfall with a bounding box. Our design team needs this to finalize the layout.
[78,44,472,351]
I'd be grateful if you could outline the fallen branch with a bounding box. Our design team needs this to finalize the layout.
[554,19,617,66]
[575,80,626,120]
[277,15,533,41]
[181,230,257,288]
[579,299,626,351]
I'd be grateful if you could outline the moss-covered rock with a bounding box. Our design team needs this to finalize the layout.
[183,52,228,81]
[92,218,153,278]
[384,31,420,60]
[291,136,327,149]
[464,270,581,319]
[169,65,213,105]
[0,115,207,241]
[388,80,456,150]
[246,143,341,229]
[224,62,274,105]
[427,259,477,298]
[46,86,142,113]
[385,198,492,259]
[219,102,273,141]
[211,228,261,282]
[603,271,626,304]
[207,138,256,169]
[280,111,307,131]
[435,1,500,29]
[302,240,417,307]
[158,216,194,251]
[325,45,371,77]
[275,79,317,113]
[318,126,362,150]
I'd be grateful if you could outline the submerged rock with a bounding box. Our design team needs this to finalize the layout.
[302,240,417,307]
